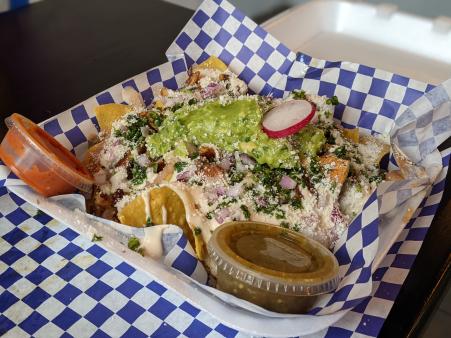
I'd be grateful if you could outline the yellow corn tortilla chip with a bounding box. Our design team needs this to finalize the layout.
[319,154,350,185]
[95,103,131,132]
[359,135,391,166]
[117,194,147,228]
[342,128,359,143]
[150,187,206,260]
[194,55,228,72]
[117,187,207,260]
[82,141,104,174]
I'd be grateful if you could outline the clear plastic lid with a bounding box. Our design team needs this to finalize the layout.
[208,221,340,296]
[0,114,93,196]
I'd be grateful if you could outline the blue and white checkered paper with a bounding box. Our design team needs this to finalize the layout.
[166,0,451,317]
[1,0,451,335]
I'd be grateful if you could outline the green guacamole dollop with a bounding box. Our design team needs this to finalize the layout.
[146,99,297,168]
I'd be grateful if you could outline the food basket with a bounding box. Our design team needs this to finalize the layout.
[1,0,450,336]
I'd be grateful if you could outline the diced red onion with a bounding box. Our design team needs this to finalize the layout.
[214,186,226,196]
[256,197,268,207]
[219,157,232,171]
[136,154,150,167]
[201,83,222,99]
[279,175,297,190]
[215,208,230,224]
[239,153,256,166]
[331,206,345,225]
[227,184,242,197]
[176,170,193,182]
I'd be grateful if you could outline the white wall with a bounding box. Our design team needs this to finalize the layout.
[166,0,451,20]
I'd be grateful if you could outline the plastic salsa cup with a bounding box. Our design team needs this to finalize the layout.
[208,221,340,314]
[0,113,94,197]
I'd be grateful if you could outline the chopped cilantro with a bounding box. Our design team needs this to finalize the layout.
[146,216,153,227]
[355,182,363,193]
[35,209,45,217]
[309,159,321,175]
[369,172,385,184]
[128,236,143,255]
[189,152,199,160]
[229,171,245,184]
[274,209,286,219]
[92,234,103,242]
[326,95,339,105]
[171,102,184,112]
[149,111,164,127]
[309,158,324,184]
[330,180,337,192]
[174,161,188,173]
[334,146,347,159]
[280,221,290,228]
[130,160,147,185]
[292,90,306,100]
[194,227,202,236]
[240,205,250,220]
[291,198,303,210]
[122,115,148,144]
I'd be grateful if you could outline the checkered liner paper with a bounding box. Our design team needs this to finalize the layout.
[1,0,451,336]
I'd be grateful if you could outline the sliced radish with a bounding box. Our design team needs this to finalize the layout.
[262,100,316,138]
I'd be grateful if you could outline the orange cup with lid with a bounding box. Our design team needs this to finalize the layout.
[0,113,94,197]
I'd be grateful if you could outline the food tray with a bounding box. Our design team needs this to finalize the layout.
[1,0,450,337]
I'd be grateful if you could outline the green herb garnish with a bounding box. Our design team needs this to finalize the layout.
[171,102,184,112]
[130,160,147,185]
[35,209,45,217]
[121,115,148,144]
[290,198,303,210]
[240,205,250,220]
[334,146,347,159]
[194,227,202,236]
[92,234,103,242]
[174,161,188,173]
[292,90,306,100]
[326,95,339,105]
[128,236,144,255]
[229,171,245,184]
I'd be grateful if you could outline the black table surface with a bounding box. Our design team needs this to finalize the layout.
[0,0,450,337]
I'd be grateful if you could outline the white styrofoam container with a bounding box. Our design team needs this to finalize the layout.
[262,0,451,85]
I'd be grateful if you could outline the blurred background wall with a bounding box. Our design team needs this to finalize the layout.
[166,0,451,21]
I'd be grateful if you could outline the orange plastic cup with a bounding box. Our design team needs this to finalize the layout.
[0,113,94,197]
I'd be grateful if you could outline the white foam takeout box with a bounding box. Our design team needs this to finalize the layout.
[5,1,451,337]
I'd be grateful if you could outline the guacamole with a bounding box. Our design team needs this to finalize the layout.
[146,99,297,168]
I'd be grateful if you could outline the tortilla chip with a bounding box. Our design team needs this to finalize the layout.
[117,193,147,228]
[319,154,350,185]
[342,128,359,143]
[118,187,207,260]
[194,55,228,72]
[359,135,391,166]
[95,103,131,132]
[82,141,104,174]
[149,187,206,260]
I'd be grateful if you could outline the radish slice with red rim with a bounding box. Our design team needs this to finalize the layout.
[262,100,316,138]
